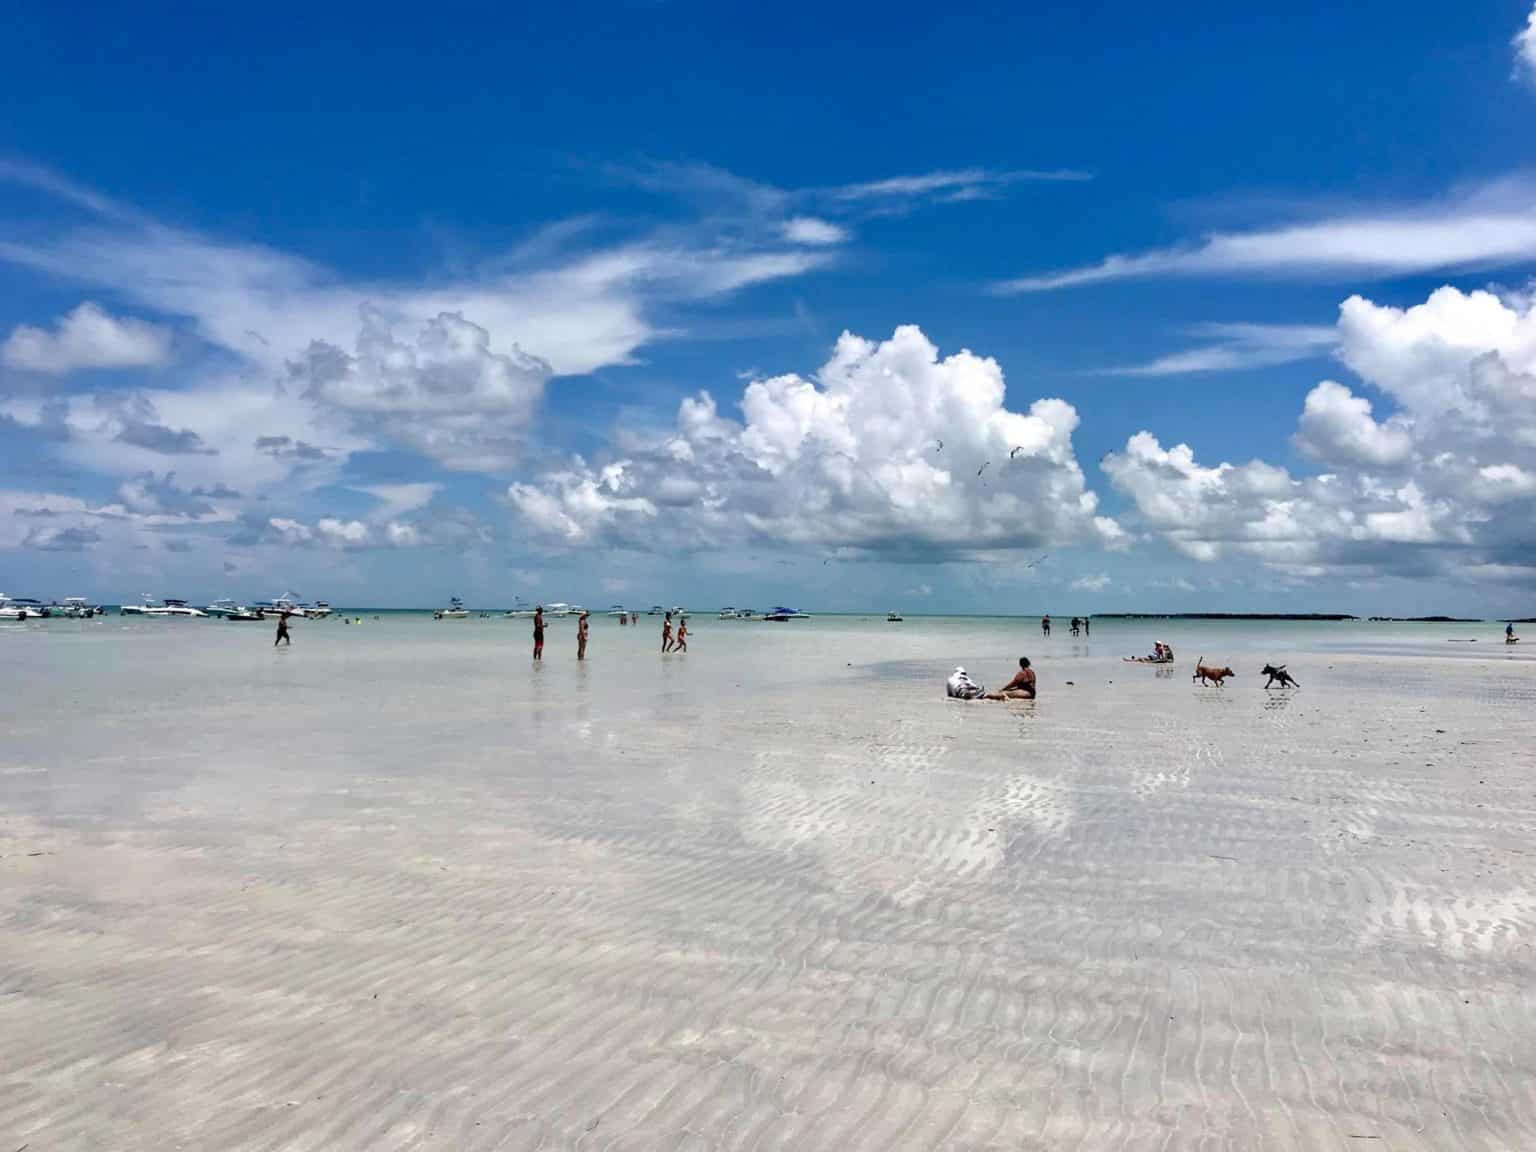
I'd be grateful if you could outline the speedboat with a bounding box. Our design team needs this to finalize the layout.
[57,597,103,618]
[718,607,737,620]
[208,599,263,621]
[121,596,206,617]
[607,605,627,617]
[763,605,810,622]
[304,600,333,619]
[504,598,536,619]
[647,605,665,616]
[0,593,35,621]
[435,597,470,620]
[545,602,573,618]
[3,596,52,619]
[887,611,904,622]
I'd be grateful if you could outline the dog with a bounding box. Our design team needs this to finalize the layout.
[1261,663,1300,688]
[1192,658,1235,686]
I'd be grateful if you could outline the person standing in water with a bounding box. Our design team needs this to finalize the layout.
[274,610,292,647]
[661,611,674,653]
[577,610,589,660]
[1041,614,1051,637]
[1083,616,1090,637]
[532,606,545,661]
[674,615,688,652]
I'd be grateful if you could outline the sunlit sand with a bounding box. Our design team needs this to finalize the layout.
[2,615,1533,1149]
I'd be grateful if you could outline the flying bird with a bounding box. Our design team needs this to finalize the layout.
[1025,553,1050,569]
[1010,446,1024,459]
[935,439,944,453]
[977,462,989,477]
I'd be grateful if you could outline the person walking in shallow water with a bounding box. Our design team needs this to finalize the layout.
[274,610,291,647]
[1041,614,1051,637]
[674,615,688,652]
[661,611,674,653]
[532,606,545,661]
[577,610,589,660]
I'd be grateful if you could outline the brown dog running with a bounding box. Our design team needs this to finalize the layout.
[1192,658,1235,686]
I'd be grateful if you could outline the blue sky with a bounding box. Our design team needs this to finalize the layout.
[3,2,1536,613]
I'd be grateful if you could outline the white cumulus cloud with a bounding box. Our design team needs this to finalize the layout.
[288,309,550,472]
[2,302,171,375]
[1104,284,1536,580]
[1516,3,1536,83]
[508,325,1118,558]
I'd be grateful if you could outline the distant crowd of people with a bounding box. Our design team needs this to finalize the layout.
[529,607,689,661]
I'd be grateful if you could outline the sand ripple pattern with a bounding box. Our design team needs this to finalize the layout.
[2,632,1535,1149]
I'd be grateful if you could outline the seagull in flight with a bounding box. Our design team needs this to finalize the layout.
[935,439,944,453]
[1025,553,1049,569]
[977,461,989,478]
[1010,446,1024,459]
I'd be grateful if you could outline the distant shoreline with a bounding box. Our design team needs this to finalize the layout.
[1092,612,1360,622]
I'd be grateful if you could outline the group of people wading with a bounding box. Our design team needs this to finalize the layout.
[529,607,687,661]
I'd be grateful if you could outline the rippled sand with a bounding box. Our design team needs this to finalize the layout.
[2,616,1534,1149]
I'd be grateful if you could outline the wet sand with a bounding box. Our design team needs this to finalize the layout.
[2,616,1534,1149]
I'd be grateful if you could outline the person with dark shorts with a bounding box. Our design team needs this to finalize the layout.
[577,610,589,660]
[662,612,673,653]
[275,611,291,647]
[1041,615,1051,637]
[533,606,545,660]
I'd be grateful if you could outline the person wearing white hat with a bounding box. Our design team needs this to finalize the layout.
[946,666,985,699]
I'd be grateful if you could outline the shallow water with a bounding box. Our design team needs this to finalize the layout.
[2,613,1534,1149]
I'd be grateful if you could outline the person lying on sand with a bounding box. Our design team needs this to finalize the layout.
[946,667,986,700]
[985,657,1036,700]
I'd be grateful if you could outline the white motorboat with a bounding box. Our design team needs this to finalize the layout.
[545,602,574,618]
[3,596,52,618]
[121,595,206,617]
[57,597,103,618]
[718,606,736,620]
[0,593,34,621]
[607,604,627,617]
[207,598,263,621]
[887,611,904,622]
[435,597,470,620]
[647,605,665,616]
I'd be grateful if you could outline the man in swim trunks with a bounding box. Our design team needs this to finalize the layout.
[275,610,291,647]
[577,610,589,660]
[1041,615,1051,636]
[986,657,1036,700]
[532,606,545,660]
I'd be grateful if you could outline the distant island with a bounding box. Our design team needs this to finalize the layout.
[1091,613,1358,621]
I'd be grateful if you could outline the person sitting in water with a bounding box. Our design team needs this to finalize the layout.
[946,666,986,700]
[985,657,1036,700]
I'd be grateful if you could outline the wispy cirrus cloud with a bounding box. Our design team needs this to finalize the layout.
[997,178,1536,292]
[823,167,1091,204]
[1111,322,1336,376]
